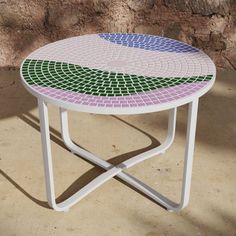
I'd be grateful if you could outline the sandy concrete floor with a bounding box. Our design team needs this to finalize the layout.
[0,69,236,236]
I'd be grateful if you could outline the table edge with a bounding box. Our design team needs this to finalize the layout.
[20,61,216,115]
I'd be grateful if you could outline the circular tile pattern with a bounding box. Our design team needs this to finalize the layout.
[22,59,213,97]
[20,33,216,114]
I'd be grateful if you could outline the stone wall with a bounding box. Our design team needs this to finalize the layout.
[0,0,236,69]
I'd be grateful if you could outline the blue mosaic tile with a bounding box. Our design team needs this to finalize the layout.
[99,33,199,53]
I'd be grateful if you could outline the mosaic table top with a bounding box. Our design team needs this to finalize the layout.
[20,33,216,114]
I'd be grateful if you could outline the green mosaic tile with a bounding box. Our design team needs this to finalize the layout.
[22,59,213,97]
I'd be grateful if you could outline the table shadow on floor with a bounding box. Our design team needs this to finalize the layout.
[2,111,164,209]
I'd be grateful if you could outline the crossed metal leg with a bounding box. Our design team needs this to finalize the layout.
[38,99,199,212]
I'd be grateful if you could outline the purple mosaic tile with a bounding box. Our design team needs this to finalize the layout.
[32,81,209,108]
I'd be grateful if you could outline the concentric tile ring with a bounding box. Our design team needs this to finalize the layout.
[20,33,216,114]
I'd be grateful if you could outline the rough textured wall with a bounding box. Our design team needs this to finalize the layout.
[0,0,236,69]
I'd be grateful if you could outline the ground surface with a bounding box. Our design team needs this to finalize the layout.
[0,70,236,236]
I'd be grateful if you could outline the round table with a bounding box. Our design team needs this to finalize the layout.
[20,33,216,212]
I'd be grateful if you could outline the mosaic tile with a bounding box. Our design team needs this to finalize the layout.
[99,33,199,53]
[20,33,216,110]
[31,81,209,108]
[22,59,213,98]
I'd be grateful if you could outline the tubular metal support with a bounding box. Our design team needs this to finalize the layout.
[38,98,198,212]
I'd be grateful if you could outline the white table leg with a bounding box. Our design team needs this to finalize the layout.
[59,99,198,212]
[178,98,199,210]
[38,100,126,212]
[38,100,58,210]
[39,98,198,212]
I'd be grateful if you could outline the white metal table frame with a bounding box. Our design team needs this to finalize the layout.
[38,98,198,212]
